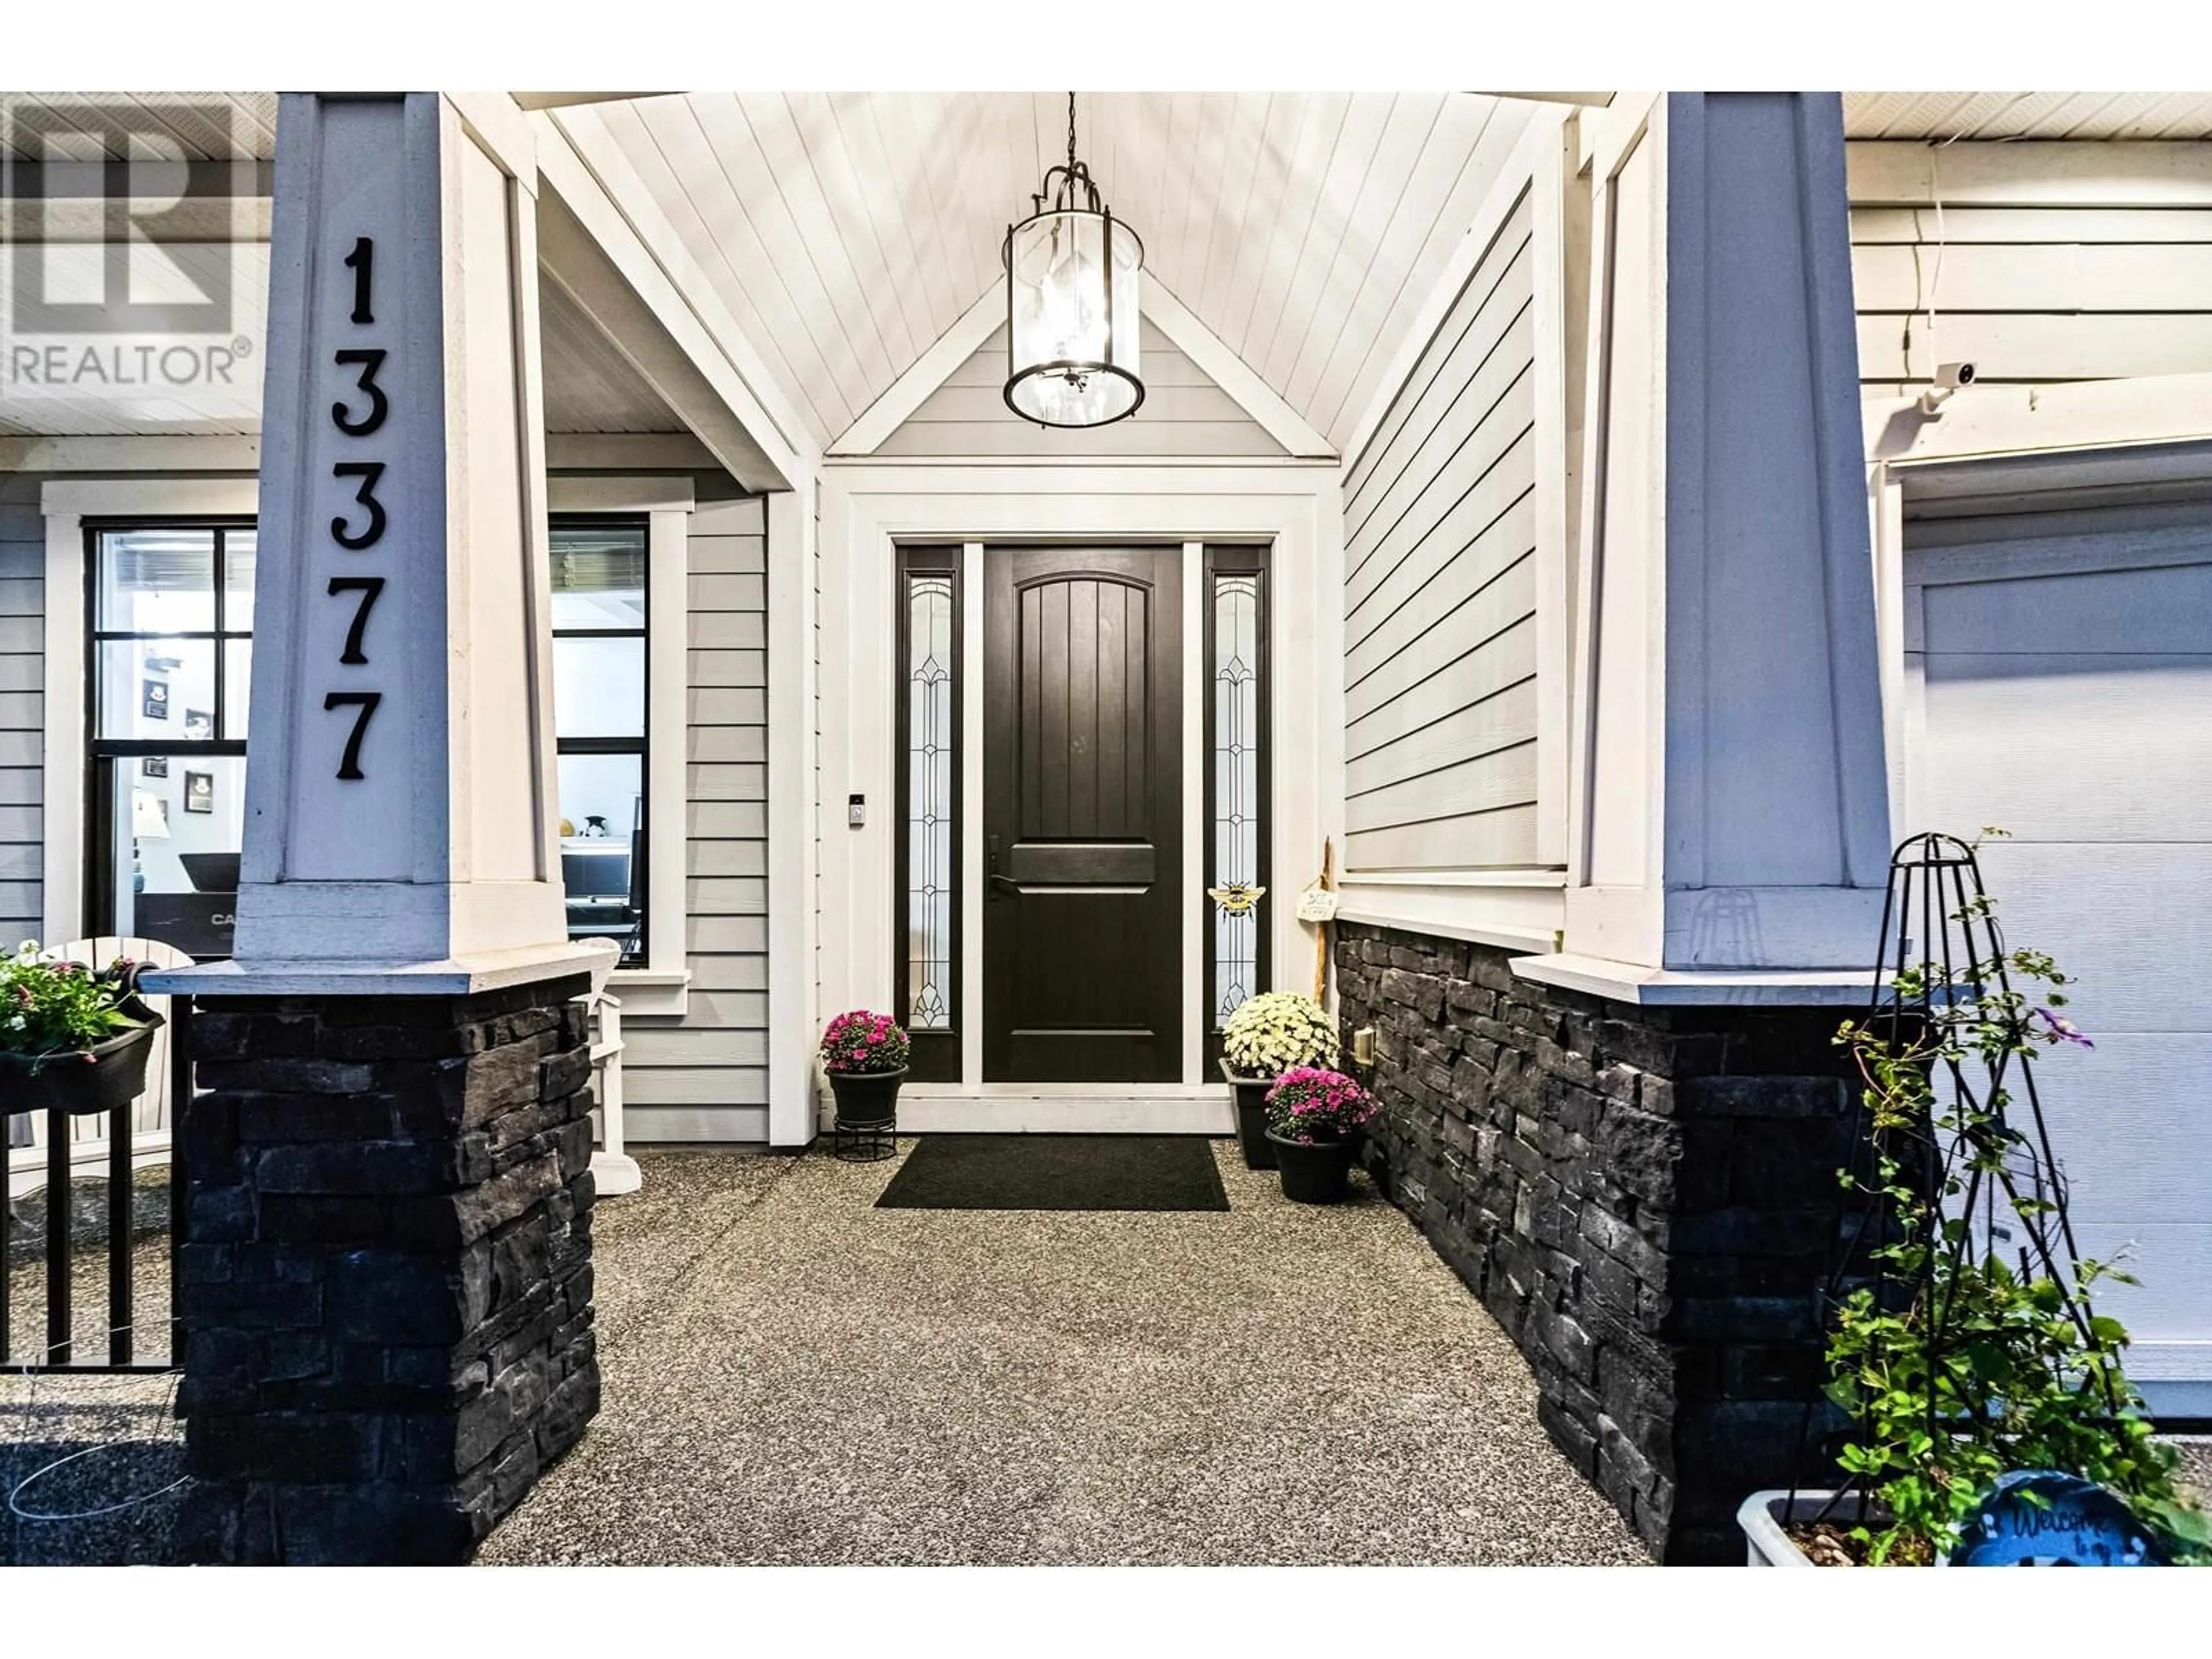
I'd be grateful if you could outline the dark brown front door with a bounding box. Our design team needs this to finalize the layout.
[983,547,1182,1082]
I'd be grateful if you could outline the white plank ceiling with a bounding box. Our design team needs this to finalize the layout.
[1842,92,2212,141]
[12,90,2212,447]
[554,92,1542,454]
[0,93,279,158]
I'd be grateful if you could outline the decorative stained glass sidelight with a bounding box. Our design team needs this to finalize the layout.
[1208,556,1266,1030]
[904,572,956,1032]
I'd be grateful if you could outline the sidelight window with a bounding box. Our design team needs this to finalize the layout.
[896,545,962,1081]
[1205,546,1268,1058]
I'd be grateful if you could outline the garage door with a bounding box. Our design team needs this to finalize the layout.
[1906,517,2212,1415]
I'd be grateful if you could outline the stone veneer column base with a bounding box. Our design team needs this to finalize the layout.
[1336,923,1862,1565]
[175,979,600,1565]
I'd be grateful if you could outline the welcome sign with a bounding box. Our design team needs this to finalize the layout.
[1950,1471,2170,1567]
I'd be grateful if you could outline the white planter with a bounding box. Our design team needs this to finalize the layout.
[1738,1489,1904,1567]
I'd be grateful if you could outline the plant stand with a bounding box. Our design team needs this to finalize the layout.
[834,1115,897,1163]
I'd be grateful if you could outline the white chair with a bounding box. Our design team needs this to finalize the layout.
[7,936,195,1200]
[575,940,640,1197]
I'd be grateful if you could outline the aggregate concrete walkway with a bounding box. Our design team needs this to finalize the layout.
[482,1141,1650,1566]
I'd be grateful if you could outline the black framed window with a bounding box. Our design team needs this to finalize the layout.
[86,519,255,958]
[550,517,650,967]
[896,544,961,1081]
[1205,544,1269,1065]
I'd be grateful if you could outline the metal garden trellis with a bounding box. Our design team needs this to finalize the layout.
[1791,830,2132,1544]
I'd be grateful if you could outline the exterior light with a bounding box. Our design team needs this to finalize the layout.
[1002,92,1143,429]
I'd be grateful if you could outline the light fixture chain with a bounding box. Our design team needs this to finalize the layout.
[1066,91,1078,179]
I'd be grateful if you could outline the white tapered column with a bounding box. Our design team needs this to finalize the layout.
[1562,93,1889,976]
[226,91,575,976]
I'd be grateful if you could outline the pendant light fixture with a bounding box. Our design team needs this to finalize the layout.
[1002,92,1144,428]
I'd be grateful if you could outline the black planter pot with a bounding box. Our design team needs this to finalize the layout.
[1219,1059,1278,1169]
[1267,1129,1356,1205]
[1,1017,163,1117]
[827,1066,906,1126]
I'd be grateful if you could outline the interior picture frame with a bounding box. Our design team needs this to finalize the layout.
[142,678,169,720]
[183,708,214,741]
[141,755,169,778]
[183,769,215,813]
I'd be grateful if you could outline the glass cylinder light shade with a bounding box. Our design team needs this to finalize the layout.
[1004,208,1143,427]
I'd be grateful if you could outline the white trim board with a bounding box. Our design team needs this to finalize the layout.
[765,484,820,1147]
[1845,141,2212,209]
[1865,372,2212,467]
[1510,952,1876,1007]
[892,1091,1235,1136]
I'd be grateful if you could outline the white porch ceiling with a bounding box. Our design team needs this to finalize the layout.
[0,92,280,159]
[1843,92,2212,141]
[556,92,1544,454]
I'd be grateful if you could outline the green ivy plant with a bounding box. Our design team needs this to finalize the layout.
[1827,881,2210,1566]
[2,941,152,1074]
[1222,991,1339,1078]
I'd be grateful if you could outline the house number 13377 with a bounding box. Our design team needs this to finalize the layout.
[324,235,387,781]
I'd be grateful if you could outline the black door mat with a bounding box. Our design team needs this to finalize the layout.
[873,1134,1230,1212]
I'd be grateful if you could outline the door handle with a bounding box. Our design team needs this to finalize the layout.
[988,834,1018,899]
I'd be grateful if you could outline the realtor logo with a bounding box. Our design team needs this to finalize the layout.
[1,99,260,410]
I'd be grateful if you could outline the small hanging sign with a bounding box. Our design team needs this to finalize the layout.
[1950,1471,2171,1567]
[1295,885,1339,924]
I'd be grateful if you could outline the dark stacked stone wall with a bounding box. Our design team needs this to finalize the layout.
[1336,922,1859,1565]
[175,980,600,1565]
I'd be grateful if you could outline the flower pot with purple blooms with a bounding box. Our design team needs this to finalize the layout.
[1263,1067,1376,1206]
[820,1009,911,1126]
[1219,993,1341,1171]
[1,944,165,1116]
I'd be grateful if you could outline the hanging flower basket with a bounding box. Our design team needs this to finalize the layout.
[1,943,164,1116]
[1,1018,163,1117]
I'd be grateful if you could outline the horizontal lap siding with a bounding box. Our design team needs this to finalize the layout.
[873,319,1286,458]
[638,492,768,1140]
[1342,187,1539,875]
[0,480,42,947]
[1848,174,2212,392]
